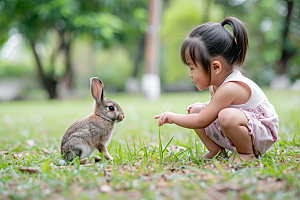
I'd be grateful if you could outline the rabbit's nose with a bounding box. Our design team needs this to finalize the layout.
[118,114,124,121]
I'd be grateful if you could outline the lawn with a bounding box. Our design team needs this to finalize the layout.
[0,89,300,199]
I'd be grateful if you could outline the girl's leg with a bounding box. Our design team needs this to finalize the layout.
[190,106,225,159]
[218,108,255,162]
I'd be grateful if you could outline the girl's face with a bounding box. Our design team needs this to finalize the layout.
[185,50,210,91]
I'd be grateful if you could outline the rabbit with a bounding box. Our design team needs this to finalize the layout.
[60,77,124,163]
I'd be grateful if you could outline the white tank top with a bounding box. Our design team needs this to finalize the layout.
[211,69,277,117]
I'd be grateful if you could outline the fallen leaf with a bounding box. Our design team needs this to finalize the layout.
[25,140,35,146]
[19,167,39,174]
[79,158,88,165]
[40,148,51,154]
[99,184,112,193]
[12,152,30,159]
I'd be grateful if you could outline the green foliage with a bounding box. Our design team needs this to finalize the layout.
[0,0,148,97]
[0,0,149,47]
[160,0,300,86]
[0,63,34,78]
[216,0,300,85]
[161,0,226,83]
[1,0,300,95]
[93,47,134,91]
[1,0,143,44]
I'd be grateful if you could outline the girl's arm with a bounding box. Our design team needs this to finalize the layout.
[155,82,248,129]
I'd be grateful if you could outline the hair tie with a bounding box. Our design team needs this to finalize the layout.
[220,21,225,26]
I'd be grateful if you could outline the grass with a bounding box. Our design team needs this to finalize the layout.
[0,89,300,199]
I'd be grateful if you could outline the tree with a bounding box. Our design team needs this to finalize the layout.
[215,0,300,87]
[0,0,148,99]
[276,0,295,75]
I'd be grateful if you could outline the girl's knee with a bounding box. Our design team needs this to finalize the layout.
[190,105,203,114]
[218,108,236,129]
[218,108,248,129]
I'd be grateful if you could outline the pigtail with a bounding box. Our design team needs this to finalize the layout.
[220,17,249,66]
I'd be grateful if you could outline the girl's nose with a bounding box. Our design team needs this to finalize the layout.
[189,71,192,78]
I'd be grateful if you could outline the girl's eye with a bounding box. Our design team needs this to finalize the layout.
[108,106,115,111]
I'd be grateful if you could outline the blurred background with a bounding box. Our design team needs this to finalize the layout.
[0,0,299,101]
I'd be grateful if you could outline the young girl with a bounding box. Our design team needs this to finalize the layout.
[154,17,279,162]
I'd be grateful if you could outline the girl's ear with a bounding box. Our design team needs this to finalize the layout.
[211,60,222,75]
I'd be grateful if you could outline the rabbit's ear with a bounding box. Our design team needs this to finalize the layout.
[90,77,104,103]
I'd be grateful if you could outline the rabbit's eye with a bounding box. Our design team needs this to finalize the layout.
[108,106,115,111]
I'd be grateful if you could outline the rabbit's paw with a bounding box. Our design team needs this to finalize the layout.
[106,156,114,161]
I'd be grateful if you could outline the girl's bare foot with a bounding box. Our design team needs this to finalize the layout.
[229,153,255,163]
[203,152,218,159]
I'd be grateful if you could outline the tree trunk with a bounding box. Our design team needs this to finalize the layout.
[59,40,73,97]
[142,0,162,100]
[58,30,73,98]
[64,41,73,90]
[271,1,295,89]
[277,0,294,75]
[132,35,145,77]
[31,42,58,99]
[44,78,58,99]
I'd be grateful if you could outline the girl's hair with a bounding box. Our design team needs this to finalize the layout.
[181,17,248,82]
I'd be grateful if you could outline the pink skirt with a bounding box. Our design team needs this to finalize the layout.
[204,108,279,156]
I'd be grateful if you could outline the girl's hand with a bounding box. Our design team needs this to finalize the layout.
[186,102,202,114]
[154,112,175,127]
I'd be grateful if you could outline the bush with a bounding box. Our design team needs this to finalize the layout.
[0,63,34,78]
